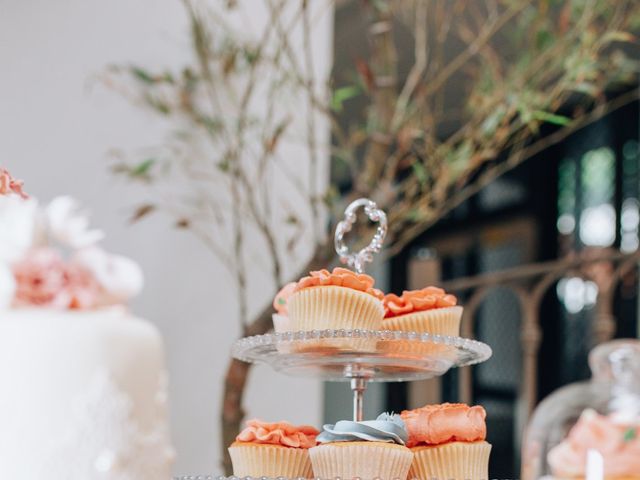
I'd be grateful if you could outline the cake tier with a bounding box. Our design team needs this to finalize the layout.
[0,307,174,478]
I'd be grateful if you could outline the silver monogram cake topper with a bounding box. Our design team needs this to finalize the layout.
[334,198,388,274]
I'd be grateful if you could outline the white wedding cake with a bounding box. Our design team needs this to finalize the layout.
[0,169,174,478]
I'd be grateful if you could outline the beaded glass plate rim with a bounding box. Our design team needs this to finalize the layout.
[173,477,504,480]
[232,329,492,366]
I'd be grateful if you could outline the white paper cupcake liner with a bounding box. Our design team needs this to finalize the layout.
[228,443,313,478]
[309,441,413,480]
[288,287,383,352]
[382,305,463,337]
[409,441,491,480]
[289,286,384,330]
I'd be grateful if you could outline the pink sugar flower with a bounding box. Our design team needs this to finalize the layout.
[12,248,70,307]
[64,262,101,309]
[12,248,103,309]
[0,168,28,199]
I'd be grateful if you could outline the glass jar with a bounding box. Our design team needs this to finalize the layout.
[522,339,640,480]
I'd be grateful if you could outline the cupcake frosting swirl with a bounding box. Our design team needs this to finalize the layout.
[236,419,319,449]
[317,413,408,445]
[295,267,384,300]
[384,287,457,318]
[401,403,486,447]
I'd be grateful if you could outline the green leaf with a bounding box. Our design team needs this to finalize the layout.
[371,0,390,13]
[131,66,156,84]
[535,29,554,50]
[163,72,175,83]
[446,140,473,181]
[624,428,636,442]
[330,85,361,112]
[132,159,156,177]
[411,161,428,187]
[200,116,224,134]
[242,47,260,65]
[144,93,171,115]
[532,111,572,126]
[217,159,231,172]
[406,208,424,222]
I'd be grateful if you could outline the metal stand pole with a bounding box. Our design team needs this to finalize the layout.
[350,377,367,421]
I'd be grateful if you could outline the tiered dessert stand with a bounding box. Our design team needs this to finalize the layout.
[177,199,492,479]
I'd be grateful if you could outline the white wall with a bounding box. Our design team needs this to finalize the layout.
[0,0,332,474]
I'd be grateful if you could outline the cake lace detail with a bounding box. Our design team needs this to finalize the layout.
[7,369,174,478]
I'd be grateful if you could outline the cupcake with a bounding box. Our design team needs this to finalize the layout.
[401,403,491,480]
[309,413,413,480]
[382,286,462,337]
[288,267,384,331]
[547,409,640,479]
[272,282,297,333]
[228,419,319,478]
[287,267,384,351]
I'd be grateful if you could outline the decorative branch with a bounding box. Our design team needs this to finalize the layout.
[359,2,398,193]
[302,0,321,243]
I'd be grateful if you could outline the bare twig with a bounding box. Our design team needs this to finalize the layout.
[360,3,399,192]
[302,0,321,244]
[391,1,428,131]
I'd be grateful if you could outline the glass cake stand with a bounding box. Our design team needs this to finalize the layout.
[182,199,495,480]
[232,328,492,421]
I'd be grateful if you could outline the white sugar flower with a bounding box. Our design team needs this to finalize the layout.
[0,263,16,310]
[46,196,104,249]
[72,247,143,305]
[0,195,38,263]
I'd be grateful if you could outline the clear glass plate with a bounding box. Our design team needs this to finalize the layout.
[173,476,501,480]
[173,477,326,480]
[232,329,492,382]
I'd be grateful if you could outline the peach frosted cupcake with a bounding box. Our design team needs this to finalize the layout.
[401,403,491,480]
[547,409,640,480]
[288,267,384,331]
[383,286,462,337]
[309,413,413,480]
[228,419,319,478]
